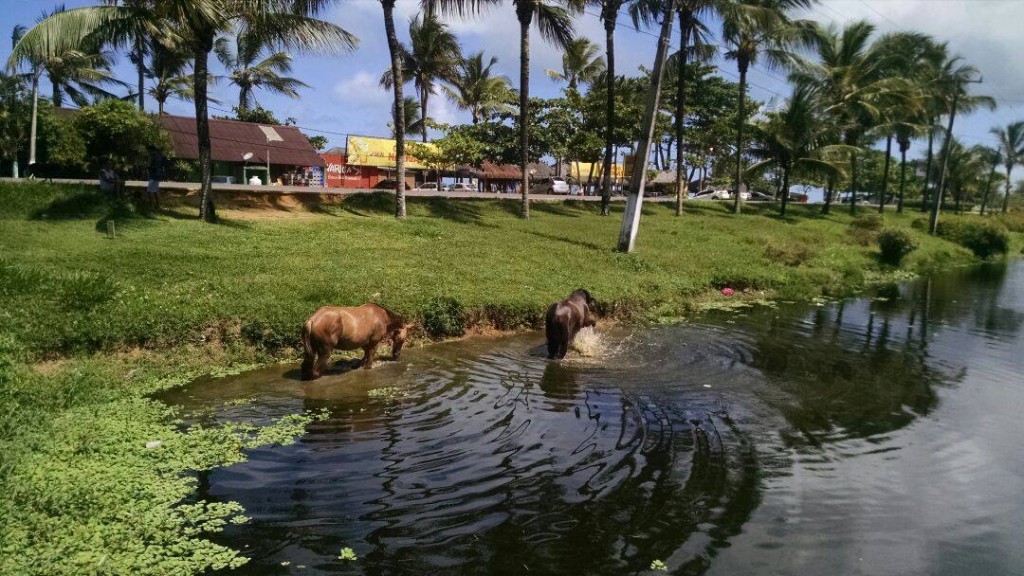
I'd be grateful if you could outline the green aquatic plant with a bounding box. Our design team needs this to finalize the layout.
[650,559,668,571]
[338,547,358,561]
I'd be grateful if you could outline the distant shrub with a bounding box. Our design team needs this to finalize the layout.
[910,218,928,231]
[994,212,1024,233]
[850,213,883,231]
[877,228,918,266]
[936,219,1010,259]
[422,296,467,338]
[762,243,815,266]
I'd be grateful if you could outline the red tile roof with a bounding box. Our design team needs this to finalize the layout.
[159,114,325,168]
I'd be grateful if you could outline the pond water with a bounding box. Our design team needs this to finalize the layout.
[164,262,1024,575]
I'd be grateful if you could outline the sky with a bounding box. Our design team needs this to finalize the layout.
[2,0,1023,160]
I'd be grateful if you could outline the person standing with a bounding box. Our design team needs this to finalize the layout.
[146,147,166,211]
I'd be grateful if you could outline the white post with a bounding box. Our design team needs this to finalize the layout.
[617,0,677,252]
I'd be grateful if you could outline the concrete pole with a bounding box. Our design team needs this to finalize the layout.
[617,0,677,252]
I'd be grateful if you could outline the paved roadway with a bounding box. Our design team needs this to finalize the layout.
[0,177,682,203]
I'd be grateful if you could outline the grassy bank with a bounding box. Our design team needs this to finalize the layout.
[1,181,1020,574]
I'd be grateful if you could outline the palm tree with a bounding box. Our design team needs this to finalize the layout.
[722,0,813,214]
[991,121,1024,215]
[10,1,356,223]
[443,51,513,124]
[147,36,197,116]
[592,0,631,216]
[928,56,992,233]
[96,0,160,111]
[546,36,605,92]
[215,32,309,114]
[434,0,578,219]
[746,84,843,216]
[382,14,461,144]
[393,96,426,138]
[382,0,408,217]
[792,20,912,216]
[976,145,1001,216]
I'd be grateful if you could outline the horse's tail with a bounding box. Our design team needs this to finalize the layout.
[300,318,316,380]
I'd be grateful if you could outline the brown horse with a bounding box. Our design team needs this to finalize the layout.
[545,289,597,359]
[300,304,411,380]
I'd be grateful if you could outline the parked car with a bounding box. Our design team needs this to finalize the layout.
[450,183,475,192]
[414,182,440,191]
[789,192,809,203]
[374,179,411,190]
[530,178,571,195]
[747,191,775,202]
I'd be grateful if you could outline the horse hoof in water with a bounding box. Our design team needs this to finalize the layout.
[545,289,597,360]
[300,304,411,380]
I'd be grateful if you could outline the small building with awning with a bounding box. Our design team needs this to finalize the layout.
[159,114,326,186]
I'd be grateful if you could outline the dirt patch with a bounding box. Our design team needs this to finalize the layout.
[32,359,68,376]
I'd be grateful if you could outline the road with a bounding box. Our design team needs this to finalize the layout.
[0,177,682,203]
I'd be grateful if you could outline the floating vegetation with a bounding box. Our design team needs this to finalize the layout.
[338,547,358,561]
[367,386,408,401]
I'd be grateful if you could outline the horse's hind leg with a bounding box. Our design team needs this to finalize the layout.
[301,350,317,380]
[547,339,559,359]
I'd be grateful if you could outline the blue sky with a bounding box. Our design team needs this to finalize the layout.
[3,0,1023,160]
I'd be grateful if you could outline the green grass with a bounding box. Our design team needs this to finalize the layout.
[0,181,1020,574]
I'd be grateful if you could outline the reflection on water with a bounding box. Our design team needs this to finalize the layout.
[163,263,1024,575]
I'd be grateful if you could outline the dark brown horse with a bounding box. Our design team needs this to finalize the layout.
[545,289,597,359]
[300,304,411,380]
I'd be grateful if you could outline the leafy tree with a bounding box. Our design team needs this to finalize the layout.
[74,98,171,177]
[0,71,30,177]
[306,134,328,151]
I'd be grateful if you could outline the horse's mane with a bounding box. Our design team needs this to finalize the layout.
[378,305,406,328]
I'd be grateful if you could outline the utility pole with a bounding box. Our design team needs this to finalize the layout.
[617,0,678,252]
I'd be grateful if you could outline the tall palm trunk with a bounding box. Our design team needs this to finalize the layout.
[879,135,892,213]
[517,8,531,219]
[420,83,429,144]
[1002,164,1013,214]
[674,11,692,217]
[980,161,996,215]
[600,16,615,216]
[383,0,406,218]
[848,143,859,215]
[779,165,791,217]
[930,96,958,234]
[897,141,909,213]
[822,174,835,215]
[135,33,145,111]
[732,57,747,214]
[52,82,62,107]
[28,70,39,170]
[194,42,216,223]
[920,119,935,212]
[238,85,250,113]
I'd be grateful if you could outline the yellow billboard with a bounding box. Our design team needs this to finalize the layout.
[346,135,435,170]
[567,161,625,182]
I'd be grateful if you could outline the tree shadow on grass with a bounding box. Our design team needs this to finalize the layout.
[423,197,484,223]
[340,192,395,217]
[524,229,607,252]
